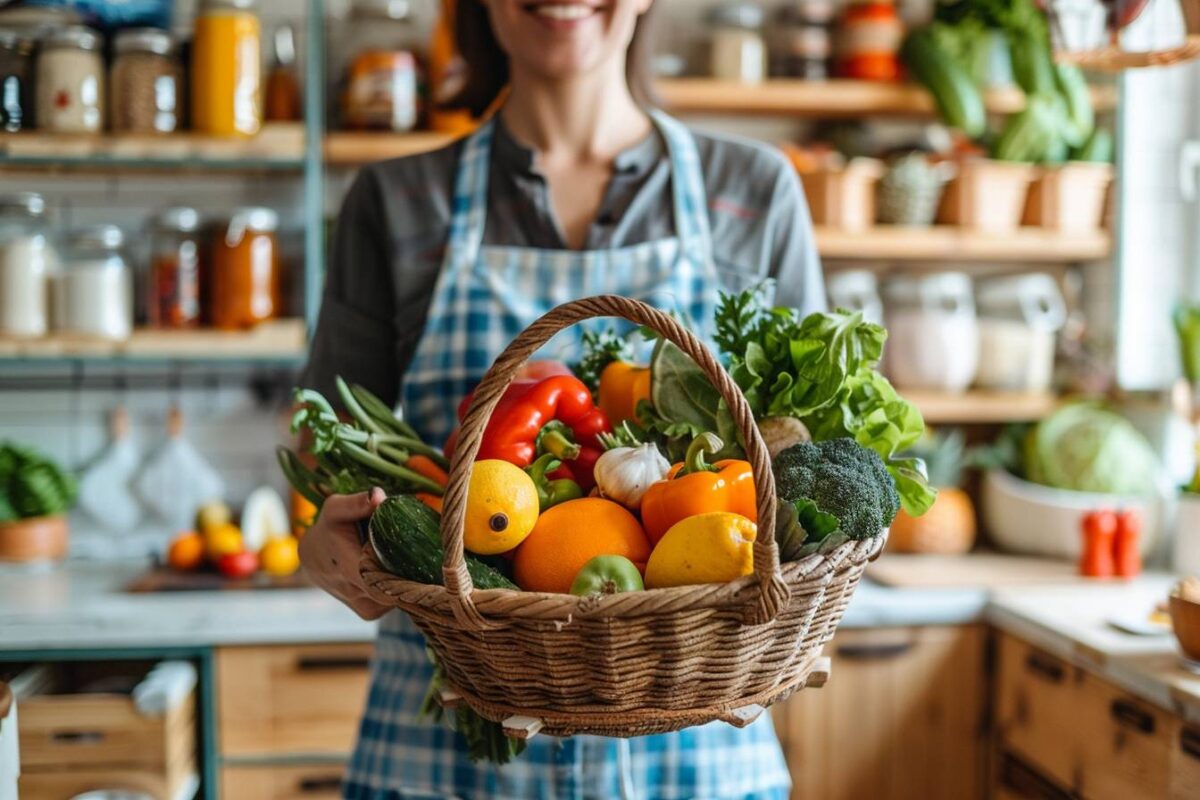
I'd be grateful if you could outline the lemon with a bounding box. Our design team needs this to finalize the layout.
[644,512,756,589]
[204,523,244,561]
[464,460,540,555]
[259,536,301,577]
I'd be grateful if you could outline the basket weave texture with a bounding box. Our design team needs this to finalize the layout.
[360,295,885,737]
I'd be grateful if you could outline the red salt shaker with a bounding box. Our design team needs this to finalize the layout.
[1080,509,1116,577]
[1113,509,1142,578]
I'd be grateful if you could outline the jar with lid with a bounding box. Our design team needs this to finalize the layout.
[111,28,182,133]
[336,0,424,131]
[0,193,56,338]
[192,0,262,137]
[36,25,104,132]
[883,272,979,393]
[55,225,133,341]
[709,3,766,83]
[210,208,279,329]
[826,269,883,326]
[835,0,903,81]
[769,1,834,79]
[975,275,1066,392]
[148,208,204,329]
[0,29,34,131]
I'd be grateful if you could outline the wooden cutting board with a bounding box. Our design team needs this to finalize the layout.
[126,568,311,593]
[866,552,1093,590]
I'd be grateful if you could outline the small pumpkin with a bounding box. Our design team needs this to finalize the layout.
[888,429,976,555]
[593,443,671,512]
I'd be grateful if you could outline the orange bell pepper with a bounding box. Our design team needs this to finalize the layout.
[598,361,651,425]
[640,433,758,546]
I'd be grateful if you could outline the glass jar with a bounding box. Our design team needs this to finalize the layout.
[210,207,279,329]
[148,207,204,329]
[835,0,903,81]
[0,193,56,338]
[36,25,104,132]
[709,3,766,83]
[883,272,979,393]
[192,0,262,137]
[0,29,35,131]
[769,2,834,79]
[975,275,1067,392]
[55,225,132,341]
[337,0,423,131]
[111,28,181,134]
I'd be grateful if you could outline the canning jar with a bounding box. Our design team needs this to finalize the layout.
[36,25,105,132]
[148,207,204,329]
[0,193,56,338]
[835,0,903,81]
[769,2,834,79]
[0,29,34,131]
[192,0,262,137]
[337,0,423,131]
[883,272,979,393]
[975,275,1066,392]
[709,3,766,83]
[111,28,181,133]
[55,225,133,341]
[210,207,279,329]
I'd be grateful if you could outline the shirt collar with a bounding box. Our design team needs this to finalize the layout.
[492,114,664,179]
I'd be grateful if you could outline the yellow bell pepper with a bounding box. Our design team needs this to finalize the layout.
[598,361,650,425]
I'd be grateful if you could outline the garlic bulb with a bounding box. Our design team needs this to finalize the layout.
[594,443,671,511]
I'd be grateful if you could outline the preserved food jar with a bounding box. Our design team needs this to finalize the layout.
[111,28,181,133]
[192,0,262,136]
[835,0,903,81]
[0,29,34,131]
[210,207,279,329]
[709,3,767,83]
[0,193,56,338]
[36,25,105,132]
[337,0,423,131]
[148,207,204,329]
[769,1,834,79]
[55,225,132,341]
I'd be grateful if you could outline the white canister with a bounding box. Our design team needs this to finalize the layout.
[827,269,883,326]
[709,3,767,83]
[884,272,979,393]
[54,225,132,340]
[36,25,105,133]
[975,274,1066,392]
[1175,492,1200,576]
[0,193,56,338]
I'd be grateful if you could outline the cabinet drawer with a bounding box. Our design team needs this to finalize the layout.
[1171,724,1200,800]
[994,633,1082,789]
[1076,671,1172,799]
[217,644,372,758]
[221,763,346,800]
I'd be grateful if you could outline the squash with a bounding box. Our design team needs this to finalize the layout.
[889,487,976,555]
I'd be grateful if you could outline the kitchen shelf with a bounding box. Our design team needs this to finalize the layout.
[908,390,1062,424]
[657,78,1118,118]
[0,123,306,171]
[324,131,457,165]
[816,226,1112,262]
[0,319,307,364]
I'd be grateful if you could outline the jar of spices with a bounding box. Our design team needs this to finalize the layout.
[148,207,204,329]
[835,0,903,81]
[55,225,133,341]
[36,25,105,132]
[0,29,35,131]
[210,207,279,330]
[709,3,766,83]
[338,0,423,131]
[111,28,182,134]
[769,2,834,79]
[192,0,262,137]
[0,193,56,338]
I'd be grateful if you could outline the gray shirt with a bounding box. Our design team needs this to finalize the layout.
[303,118,824,404]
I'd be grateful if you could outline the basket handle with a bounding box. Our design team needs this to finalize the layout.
[440,295,788,627]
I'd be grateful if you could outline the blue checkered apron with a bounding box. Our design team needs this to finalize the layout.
[343,111,792,800]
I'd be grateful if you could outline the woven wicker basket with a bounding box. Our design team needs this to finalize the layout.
[360,295,885,738]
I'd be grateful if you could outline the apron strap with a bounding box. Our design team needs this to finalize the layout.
[448,119,498,268]
[648,109,714,260]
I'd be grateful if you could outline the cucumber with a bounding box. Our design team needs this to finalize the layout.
[1009,28,1056,96]
[901,29,986,139]
[1053,64,1094,148]
[369,495,518,590]
[994,95,1059,163]
[1073,128,1114,163]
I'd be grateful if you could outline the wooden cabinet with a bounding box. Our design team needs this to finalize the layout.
[773,624,987,800]
[221,763,346,800]
[1075,671,1173,799]
[1170,725,1200,799]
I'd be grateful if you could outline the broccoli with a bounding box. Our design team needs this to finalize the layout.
[772,438,900,554]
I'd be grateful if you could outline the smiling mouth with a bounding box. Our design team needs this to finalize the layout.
[524,2,601,22]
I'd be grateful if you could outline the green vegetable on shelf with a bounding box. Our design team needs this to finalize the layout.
[900,27,987,138]
[0,443,77,523]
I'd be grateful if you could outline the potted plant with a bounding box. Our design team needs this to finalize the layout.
[889,430,977,554]
[0,443,77,563]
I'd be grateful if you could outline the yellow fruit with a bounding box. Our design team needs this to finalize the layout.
[204,523,243,561]
[167,531,205,572]
[195,500,232,535]
[464,460,540,555]
[644,512,756,589]
[259,536,301,577]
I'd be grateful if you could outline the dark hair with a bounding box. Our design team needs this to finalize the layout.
[448,1,660,117]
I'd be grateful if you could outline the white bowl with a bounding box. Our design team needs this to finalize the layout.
[982,469,1159,559]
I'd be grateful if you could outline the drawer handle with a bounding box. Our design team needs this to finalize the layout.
[51,730,105,745]
[1024,651,1065,683]
[1181,726,1200,760]
[296,655,371,671]
[298,776,343,793]
[1110,699,1155,734]
[835,641,915,660]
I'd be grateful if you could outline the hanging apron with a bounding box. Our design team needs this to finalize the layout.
[343,111,791,800]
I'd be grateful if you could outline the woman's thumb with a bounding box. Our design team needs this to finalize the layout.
[324,487,386,523]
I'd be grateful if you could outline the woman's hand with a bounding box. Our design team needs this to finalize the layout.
[300,488,391,621]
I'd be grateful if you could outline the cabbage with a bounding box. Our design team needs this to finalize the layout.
[1023,403,1160,495]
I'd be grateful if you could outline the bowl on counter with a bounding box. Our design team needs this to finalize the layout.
[981,469,1160,559]
[1169,580,1200,661]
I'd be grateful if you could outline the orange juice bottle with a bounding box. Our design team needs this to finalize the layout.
[192,0,262,136]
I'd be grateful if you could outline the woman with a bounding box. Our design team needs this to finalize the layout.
[301,1,824,797]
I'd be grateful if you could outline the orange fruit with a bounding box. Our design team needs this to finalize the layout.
[513,498,651,594]
[259,536,301,577]
[204,523,244,561]
[167,531,205,572]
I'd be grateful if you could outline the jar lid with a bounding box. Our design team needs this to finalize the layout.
[69,224,125,251]
[0,27,33,48]
[708,3,764,29]
[199,0,258,11]
[114,27,175,56]
[233,207,279,232]
[351,0,413,21]
[0,192,45,217]
[153,207,201,232]
[777,0,836,25]
[884,271,973,305]
[43,25,101,51]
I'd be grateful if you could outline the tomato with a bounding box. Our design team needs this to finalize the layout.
[569,555,644,597]
[218,550,259,579]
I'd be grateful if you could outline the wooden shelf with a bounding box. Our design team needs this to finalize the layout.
[324,131,457,165]
[0,319,307,363]
[816,226,1111,262]
[657,78,1117,118]
[0,123,305,171]
[907,390,1062,424]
